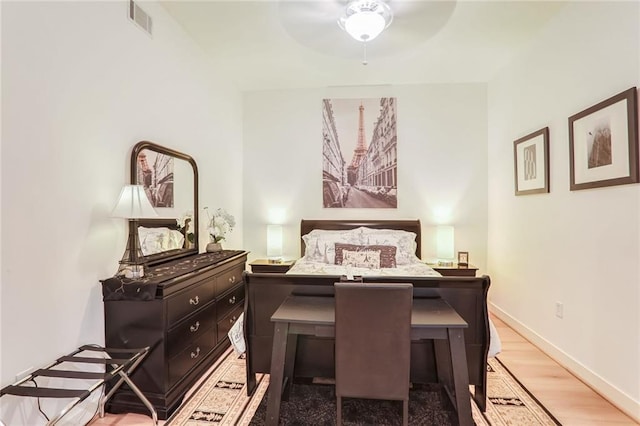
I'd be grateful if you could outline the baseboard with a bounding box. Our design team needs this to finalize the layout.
[490,303,640,424]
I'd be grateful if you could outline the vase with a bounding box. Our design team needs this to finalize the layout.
[206,242,223,252]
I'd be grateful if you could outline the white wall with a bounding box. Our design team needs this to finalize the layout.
[0,1,242,424]
[242,84,488,270]
[487,1,639,420]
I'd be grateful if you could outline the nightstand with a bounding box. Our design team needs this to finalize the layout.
[249,259,295,273]
[429,263,478,277]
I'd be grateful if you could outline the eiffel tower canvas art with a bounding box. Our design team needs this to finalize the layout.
[321,97,398,208]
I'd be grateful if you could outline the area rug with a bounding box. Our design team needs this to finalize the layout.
[165,348,269,426]
[475,358,561,426]
[166,347,561,425]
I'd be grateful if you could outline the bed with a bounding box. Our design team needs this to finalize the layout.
[243,219,492,411]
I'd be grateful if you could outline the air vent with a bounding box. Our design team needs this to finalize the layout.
[129,0,153,36]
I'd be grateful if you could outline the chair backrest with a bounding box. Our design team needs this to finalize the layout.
[334,282,413,400]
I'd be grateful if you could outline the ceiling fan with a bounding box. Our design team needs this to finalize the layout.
[337,0,394,43]
[277,0,457,61]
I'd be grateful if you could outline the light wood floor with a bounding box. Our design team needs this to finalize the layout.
[490,315,637,425]
[90,315,638,425]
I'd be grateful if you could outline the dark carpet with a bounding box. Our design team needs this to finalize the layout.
[248,383,458,425]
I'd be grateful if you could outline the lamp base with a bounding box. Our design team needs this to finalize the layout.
[116,222,147,279]
[118,262,145,279]
[268,257,283,264]
[437,260,454,267]
[125,264,145,279]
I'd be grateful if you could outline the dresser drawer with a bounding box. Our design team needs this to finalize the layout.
[217,305,243,343]
[102,251,248,420]
[216,285,244,321]
[168,329,216,389]
[167,303,216,359]
[216,265,244,296]
[167,279,215,326]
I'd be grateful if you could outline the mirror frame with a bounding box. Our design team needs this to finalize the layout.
[130,141,199,265]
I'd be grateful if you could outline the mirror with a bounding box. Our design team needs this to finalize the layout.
[130,141,199,265]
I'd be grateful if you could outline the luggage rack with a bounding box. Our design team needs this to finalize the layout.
[0,345,157,425]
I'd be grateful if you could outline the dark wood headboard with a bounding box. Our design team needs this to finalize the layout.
[137,218,181,230]
[300,219,421,258]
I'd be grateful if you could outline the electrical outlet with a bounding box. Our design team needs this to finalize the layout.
[555,302,564,319]
[16,367,33,382]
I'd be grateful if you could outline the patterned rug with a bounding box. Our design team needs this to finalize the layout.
[474,358,561,426]
[166,348,561,425]
[165,349,269,426]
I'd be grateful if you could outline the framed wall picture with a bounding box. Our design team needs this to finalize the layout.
[321,98,398,208]
[513,127,550,196]
[457,251,469,266]
[135,147,175,208]
[569,87,638,191]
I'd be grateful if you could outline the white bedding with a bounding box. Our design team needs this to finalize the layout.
[287,258,442,277]
[286,257,502,357]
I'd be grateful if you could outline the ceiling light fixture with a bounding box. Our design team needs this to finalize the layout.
[338,0,393,43]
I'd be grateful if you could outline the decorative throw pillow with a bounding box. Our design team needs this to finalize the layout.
[341,249,381,269]
[334,243,397,268]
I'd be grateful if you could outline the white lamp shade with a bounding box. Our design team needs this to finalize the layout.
[267,225,283,258]
[344,11,386,41]
[436,225,455,260]
[111,185,158,219]
[339,0,393,43]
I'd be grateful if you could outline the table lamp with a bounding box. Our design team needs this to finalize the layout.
[111,184,158,278]
[267,224,283,264]
[436,225,455,267]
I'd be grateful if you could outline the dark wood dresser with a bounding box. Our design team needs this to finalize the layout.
[101,250,247,419]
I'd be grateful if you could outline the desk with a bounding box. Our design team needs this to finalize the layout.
[267,296,472,426]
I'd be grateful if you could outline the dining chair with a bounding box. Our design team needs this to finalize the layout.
[334,282,413,426]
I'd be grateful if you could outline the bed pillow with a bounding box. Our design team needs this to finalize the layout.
[138,227,185,256]
[353,227,418,265]
[334,243,397,268]
[301,229,361,264]
[341,249,381,269]
[168,230,186,249]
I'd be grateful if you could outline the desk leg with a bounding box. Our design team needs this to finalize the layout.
[266,321,289,426]
[282,333,298,401]
[433,339,453,390]
[448,328,472,426]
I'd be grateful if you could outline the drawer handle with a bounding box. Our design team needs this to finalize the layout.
[228,295,236,304]
[229,316,237,324]
[191,347,201,359]
[190,321,200,332]
[189,296,200,306]
[228,275,236,284]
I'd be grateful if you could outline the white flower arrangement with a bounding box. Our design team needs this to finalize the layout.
[176,211,195,243]
[205,207,235,243]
